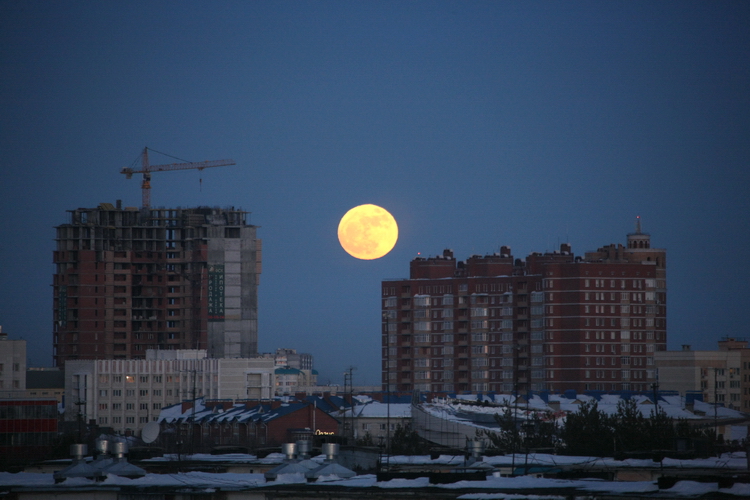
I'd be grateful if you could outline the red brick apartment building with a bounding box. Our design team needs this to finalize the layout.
[381,220,666,394]
[53,202,261,366]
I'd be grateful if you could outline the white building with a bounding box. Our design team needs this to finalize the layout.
[64,350,274,433]
[339,401,411,444]
[655,339,748,411]
[273,367,318,395]
[0,327,25,395]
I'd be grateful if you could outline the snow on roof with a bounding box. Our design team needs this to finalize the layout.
[157,399,326,426]
[344,401,411,419]
[3,457,750,497]
[420,391,747,428]
[693,400,746,419]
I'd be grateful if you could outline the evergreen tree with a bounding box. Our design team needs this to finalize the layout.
[645,406,675,451]
[561,400,614,457]
[613,399,647,454]
[390,424,430,455]
[487,407,521,453]
[522,411,558,451]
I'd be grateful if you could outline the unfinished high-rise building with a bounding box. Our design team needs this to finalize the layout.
[53,202,261,366]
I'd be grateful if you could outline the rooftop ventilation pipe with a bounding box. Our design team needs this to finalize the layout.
[295,439,319,470]
[53,444,103,483]
[101,442,146,478]
[264,442,315,481]
[305,443,356,481]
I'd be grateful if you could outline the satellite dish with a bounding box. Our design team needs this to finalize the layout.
[141,421,160,444]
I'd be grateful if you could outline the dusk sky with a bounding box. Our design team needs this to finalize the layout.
[1,1,748,386]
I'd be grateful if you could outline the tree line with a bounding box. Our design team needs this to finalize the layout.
[485,399,715,458]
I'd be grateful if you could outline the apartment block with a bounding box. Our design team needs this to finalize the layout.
[656,339,749,412]
[381,220,666,394]
[0,327,25,394]
[64,349,275,433]
[53,202,261,366]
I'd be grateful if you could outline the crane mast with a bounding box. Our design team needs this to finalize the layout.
[120,147,236,208]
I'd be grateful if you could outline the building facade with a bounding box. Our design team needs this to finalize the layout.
[381,221,666,394]
[53,202,261,366]
[274,367,318,395]
[0,399,59,466]
[0,328,26,394]
[64,350,275,433]
[656,339,749,412]
[158,399,341,450]
[270,348,314,370]
[25,368,65,403]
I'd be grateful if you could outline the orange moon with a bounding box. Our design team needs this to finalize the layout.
[338,204,398,260]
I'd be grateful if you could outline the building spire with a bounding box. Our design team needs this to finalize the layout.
[635,215,642,234]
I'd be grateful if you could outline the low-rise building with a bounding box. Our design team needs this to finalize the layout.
[157,398,340,451]
[340,401,411,446]
[655,338,750,412]
[64,349,274,433]
[0,327,26,395]
[0,398,59,466]
[274,367,318,395]
[25,367,65,403]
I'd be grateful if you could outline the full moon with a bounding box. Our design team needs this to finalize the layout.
[338,204,398,260]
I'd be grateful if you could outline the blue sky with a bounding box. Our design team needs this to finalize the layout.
[1,1,748,386]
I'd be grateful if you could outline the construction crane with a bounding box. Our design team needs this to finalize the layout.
[120,147,236,208]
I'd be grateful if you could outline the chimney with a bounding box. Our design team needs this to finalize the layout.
[281,443,297,461]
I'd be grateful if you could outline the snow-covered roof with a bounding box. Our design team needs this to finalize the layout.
[2,453,750,497]
[157,399,330,426]
[340,401,411,419]
[419,391,748,428]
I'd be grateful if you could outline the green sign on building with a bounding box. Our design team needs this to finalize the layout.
[208,265,225,322]
[58,286,67,327]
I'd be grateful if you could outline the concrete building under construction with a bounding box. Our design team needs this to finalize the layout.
[53,202,261,366]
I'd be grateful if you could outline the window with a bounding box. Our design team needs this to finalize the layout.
[126,416,135,424]
[414,295,431,307]
[126,403,134,410]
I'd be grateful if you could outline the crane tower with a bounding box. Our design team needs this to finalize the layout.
[121,147,236,208]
